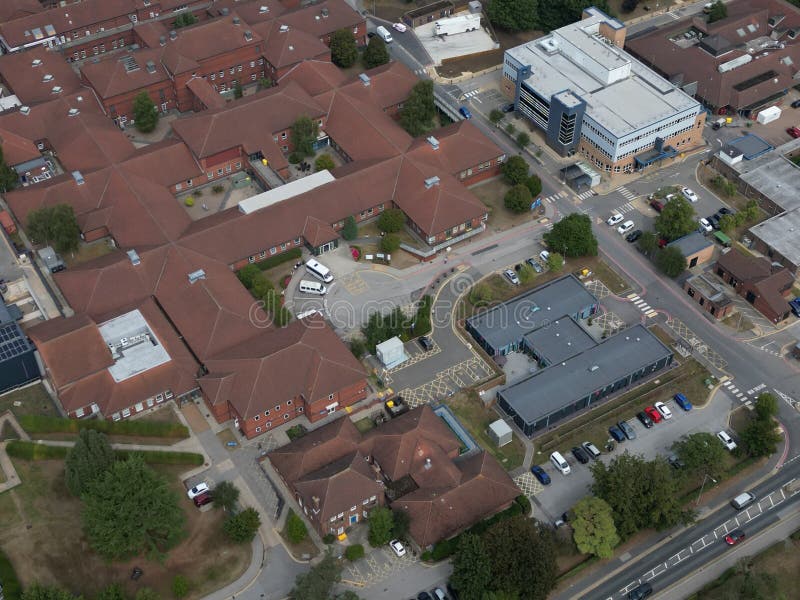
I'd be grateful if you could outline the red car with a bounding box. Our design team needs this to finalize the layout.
[787,126,800,138]
[725,529,745,545]
[644,406,662,423]
[193,491,213,507]
[649,198,664,213]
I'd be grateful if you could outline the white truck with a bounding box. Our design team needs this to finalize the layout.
[434,13,481,36]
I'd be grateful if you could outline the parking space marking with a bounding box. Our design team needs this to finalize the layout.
[513,472,543,500]
[342,546,420,588]
[338,272,368,295]
[584,279,611,299]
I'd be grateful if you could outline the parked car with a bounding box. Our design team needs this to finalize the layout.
[718,206,734,215]
[501,102,515,113]
[644,406,663,423]
[432,588,447,600]
[681,186,699,203]
[793,99,800,109]
[526,257,544,273]
[531,465,551,485]
[503,269,520,285]
[787,126,800,138]
[699,218,713,233]
[571,446,590,464]
[193,491,213,507]
[609,424,626,443]
[418,336,433,352]
[607,213,624,226]
[626,229,643,243]
[390,539,406,557]
[668,453,685,469]
[649,198,664,213]
[392,22,407,32]
[628,583,653,600]
[582,441,602,459]
[618,420,637,440]
[539,250,551,262]
[617,220,635,236]
[790,298,800,317]
[708,213,721,229]
[673,393,692,411]
[187,482,209,499]
[654,401,673,419]
[724,529,746,545]
[717,430,738,451]
[636,411,654,429]
[459,106,472,119]
[418,592,432,600]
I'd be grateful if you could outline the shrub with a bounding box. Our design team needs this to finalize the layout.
[345,544,365,561]
[184,197,194,207]
[315,154,336,172]
[288,152,303,165]
[286,425,307,441]
[342,216,358,241]
[211,184,225,194]
[380,233,401,253]
[411,295,432,337]
[350,337,367,358]
[515,495,532,516]
[172,575,190,600]
[285,509,309,544]
[525,174,542,197]
[280,275,291,289]
[489,109,504,124]
[377,208,405,233]
[223,507,262,543]
[516,132,530,148]
[6,441,68,460]
[114,450,204,465]
[255,247,302,271]
[194,189,203,197]
[0,549,22,600]
[323,533,336,544]
[18,415,189,438]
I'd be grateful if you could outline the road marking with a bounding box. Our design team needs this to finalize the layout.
[645,310,658,318]
[615,185,637,200]
[628,293,640,301]
[577,190,595,200]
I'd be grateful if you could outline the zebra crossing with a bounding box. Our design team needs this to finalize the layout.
[543,190,569,204]
[615,185,637,201]
[615,201,636,215]
[626,292,658,318]
[576,189,595,201]
[721,380,767,408]
[413,68,426,76]
[666,10,681,19]
[462,89,481,100]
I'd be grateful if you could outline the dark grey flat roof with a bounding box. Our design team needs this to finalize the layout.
[667,231,712,257]
[523,316,596,364]
[499,324,672,424]
[466,275,597,352]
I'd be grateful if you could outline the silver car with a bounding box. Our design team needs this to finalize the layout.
[504,269,520,285]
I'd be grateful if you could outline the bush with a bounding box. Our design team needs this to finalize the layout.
[288,152,303,165]
[114,450,204,465]
[525,174,542,197]
[380,233,401,253]
[323,533,336,544]
[286,425,307,441]
[411,295,432,337]
[377,208,405,233]
[504,184,533,213]
[285,509,309,544]
[184,197,194,207]
[489,109,504,124]
[223,507,262,543]
[515,494,532,516]
[255,247,302,271]
[211,184,225,194]
[342,216,358,241]
[315,154,336,172]
[18,415,189,438]
[345,544,365,561]
[0,549,22,600]
[350,337,367,358]
[516,132,530,148]
[6,441,68,460]
[172,575,190,600]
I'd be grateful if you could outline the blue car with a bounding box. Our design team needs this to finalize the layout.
[459,106,472,119]
[674,393,692,411]
[790,298,800,317]
[531,465,551,485]
[609,425,626,443]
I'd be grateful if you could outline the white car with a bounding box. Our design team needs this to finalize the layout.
[698,218,713,233]
[389,539,406,557]
[539,250,550,262]
[503,269,520,285]
[607,213,624,226]
[617,220,635,235]
[392,22,407,32]
[682,187,699,203]
[717,430,737,451]
[654,401,672,420]
[187,482,209,499]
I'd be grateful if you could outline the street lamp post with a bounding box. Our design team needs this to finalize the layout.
[696,473,717,505]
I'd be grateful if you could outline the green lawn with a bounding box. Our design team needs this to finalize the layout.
[354,417,375,434]
[0,384,59,418]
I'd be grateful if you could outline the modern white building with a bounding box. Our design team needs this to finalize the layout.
[502,7,706,174]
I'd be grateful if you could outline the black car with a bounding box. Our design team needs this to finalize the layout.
[418,593,433,600]
[367,31,376,38]
[501,102,515,113]
[792,99,800,109]
[628,583,653,600]
[636,411,654,429]
[626,229,643,243]
[571,446,590,464]
[418,336,433,352]
[609,425,626,443]
[718,207,734,216]
[707,214,721,229]
[618,420,637,440]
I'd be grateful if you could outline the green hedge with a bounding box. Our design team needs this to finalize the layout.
[0,549,22,600]
[411,295,432,337]
[6,441,69,460]
[17,415,189,438]
[256,247,302,271]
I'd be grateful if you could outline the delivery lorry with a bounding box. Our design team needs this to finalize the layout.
[434,13,481,36]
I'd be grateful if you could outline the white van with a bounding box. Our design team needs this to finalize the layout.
[376,25,393,43]
[298,280,327,295]
[305,258,334,283]
[730,492,756,510]
[550,451,571,475]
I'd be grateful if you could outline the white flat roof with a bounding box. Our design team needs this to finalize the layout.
[99,309,171,382]
[238,170,335,215]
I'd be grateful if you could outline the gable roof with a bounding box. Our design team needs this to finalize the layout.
[717,248,773,281]
[0,45,83,105]
[406,120,504,177]
[255,19,330,69]
[80,47,170,99]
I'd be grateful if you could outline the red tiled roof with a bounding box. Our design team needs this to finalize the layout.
[0,127,40,166]
[278,0,363,40]
[80,48,170,99]
[208,0,287,23]
[753,268,794,317]
[118,138,204,187]
[277,59,348,97]
[186,77,227,110]
[716,248,773,281]
[255,19,330,69]
[0,0,43,25]
[0,46,83,105]
[406,120,504,177]
[339,61,419,111]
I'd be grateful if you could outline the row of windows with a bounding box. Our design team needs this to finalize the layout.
[328,496,378,521]
[247,237,303,263]
[619,114,697,148]
[208,60,264,80]
[206,162,241,180]
[71,37,126,59]
[254,406,304,433]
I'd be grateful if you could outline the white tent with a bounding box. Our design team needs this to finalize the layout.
[376,337,407,369]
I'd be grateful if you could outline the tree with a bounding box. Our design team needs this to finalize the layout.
[285,509,308,544]
[233,80,243,99]
[291,116,319,158]
[543,213,598,257]
[377,208,405,233]
[547,252,564,272]
[342,216,358,241]
[367,506,394,547]
[27,204,81,253]
[21,585,79,600]
[754,393,779,421]
[330,29,358,68]
[482,515,557,600]
[362,36,389,69]
[132,91,159,133]
[504,184,532,214]
[392,509,411,540]
[399,81,435,137]
[315,154,336,172]
[621,0,639,11]
[571,496,620,559]
[237,264,262,288]
[525,174,542,197]
[0,146,19,192]
[515,132,530,149]
[500,155,529,185]
[638,231,659,257]
[673,432,726,477]
[537,0,611,31]
[380,233,400,253]
[450,533,491,600]
[290,549,342,600]
[96,585,125,600]
[172,575,190,600]
[655,246,687,278]
[518,263,536,284]
[223,507,261,543]
[174,12,197,28]
[334,593,361,600]
[487,0,538,31]
[65,429,114,498]
[344,544,365,561]
[707,0,727,22]
[741,419,782,457]
[591,453,692,539]
[655,195,695,242]
[718,213,736,233]
[489,109,504,124]
[82,455,185,560]
[213,480,240,513]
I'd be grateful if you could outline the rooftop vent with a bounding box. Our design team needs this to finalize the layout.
[76,95,83,102]
[233,16,241,25]
[588,365,599,372]
[145,60,156,74]
[19,106,31,115]
[71,170,85,185]
[31,58,42,67]
[52,85,62,94]
[42,73,53,82]
[244,30,253,41]
[259,5,270,13]
[220,7,230,15]
[67,107,80,117]
[169,29,177,40]
[358,72,370,86]
[159,34,166,46]
[321,7,329,17]
[279,24,289,32]
[424,175,440,189]
[288,44,294,51]
[789,28,799,40]
[121,55,140,72]
[424,457,432,470]
[426,135,439,150]
[127,249,141,266]
[188,269,206,284]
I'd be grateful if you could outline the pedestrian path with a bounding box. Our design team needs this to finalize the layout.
[626,292,658,318]
[576,189,595,201]
[413,68,426,76]
[721,380,767,409]
[615,185,637,201]
[543,190,569,204]
[614,201,636,214]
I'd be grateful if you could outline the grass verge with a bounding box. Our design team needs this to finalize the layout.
[0,384,59,418]
[18,415,189,438]
[7,441,203,465]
